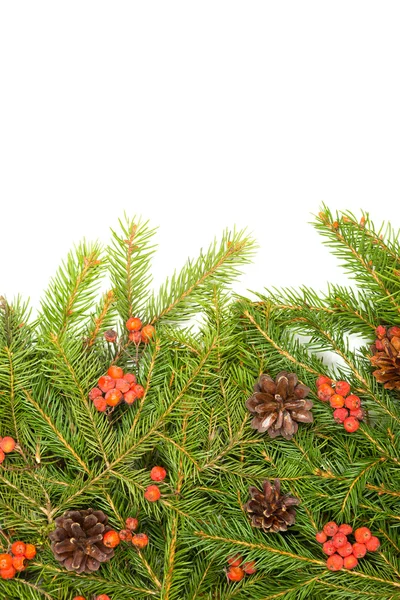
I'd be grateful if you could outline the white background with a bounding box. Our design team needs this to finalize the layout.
[1,2,399,311]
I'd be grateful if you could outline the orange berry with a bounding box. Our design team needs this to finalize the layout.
[315,531,327,543]
[316,375,332,387]
[103,530,120,548]
[338,524,352,536]
[118,529,132,542]
[337,542,353,557]
[326,553,343,571]
[24,544,36,559]
[0,565,16,579]
[365,536,380,552]
[105,389,122,407]
[227,566,245,581]
[93,397,107,412]
[227,553,243,567]
[317,384,335,402]
[11,541,26,556]
[0,554,12,570]
[89,387,103,400]
[123,390,137,405]
[73,597,86,600]
[132,384,145,399]
[352,543,367,558]
[330,394,345,408]
[104,329,118,343]
[144,485,161,502]
[108,365,124,379]
[332,533,347,548]
[344,394,361,410]
[125,517,139,531]
[242,560,256,574]
[126,317,142,331]
[0,449,5,464]
[12,555,26,571]
[96,596,111,600]
[343,416,360,432]
[150,466,167,481]
[115,378,130,393]
[323,522,338,537]
[141,324,155,343]
[98,375,116,393]
[132,533,149,548]
[322,540,336,556]
[354,527,372,544]
[349,407,364,420]
[129,331,142,344]
[333,408,348,423]
[335,381,351,397]
[0,436,16,453]
[343,555,358,569]
[123,373,137,384]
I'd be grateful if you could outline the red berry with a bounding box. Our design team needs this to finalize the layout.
[125,517,139,531]
[330,394,345,409]
[388,326,400,338]
[227,554,243,567]
[115,378,130,393]
[123,373,137,384]
[129,331,142,344]
[345,394,361,410]
[105,389,122,407]
[118,529,133,542]
[93,397,107,412]
[352,543,367,558]
[354,527,372,544]
[73,597,86,600]
[108,365,124,380]
[144,485,161,502]
[315,531,327,543]
[317,384,335,402]
[349,408,364,420]
[337,542,353,557]
[326,554,343,571]
[335,381,351,397]
[132,533,149,548]
[12,555,26,571]
[0,449,5,464]
[89,387,103,400]
[98,375,116,393]
[103,530,120,548]
[0,565,16,579]
[323,522,338,537]
[126,317,142,332]
[242,560,257,574]
[132,384,145,399]
[333,408,349,423]
[150,466,167,482]
[24,544,36,559]
[322,540,336,556]
[11,541,26,556]
[343,416,360,432]
[124,390,137,405]
[365,536,380,552]
[0,436,16,453]
[343,555,358,569]
[316,375,332,387]
[338,524,353,536]
[141,324,155,343]
[375,325,386,339]
[104,329,118,343]
[375,339,384,350]
[0,554,12,570]
[227,566,245,581]
[96,596,111,600]
[332,533,347,548]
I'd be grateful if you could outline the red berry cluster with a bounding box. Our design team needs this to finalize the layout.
[89,366,145,412]
[126,317,155,345]
[143,465,167,502]
[316,376,364,432]
[118,517,149,549]
[226,554,257,581]
[0,436,16,465]
[0,541,36,580]
[316,522,380,571]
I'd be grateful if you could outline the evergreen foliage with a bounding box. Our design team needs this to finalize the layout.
[0,209,399,599]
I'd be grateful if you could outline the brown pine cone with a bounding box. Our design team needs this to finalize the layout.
[370,326,400,389]
[246,371,313,439]
[49,509,115,573]
[244,479,300,533]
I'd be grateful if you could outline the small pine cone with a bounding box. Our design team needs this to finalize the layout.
[244,479,300,533]
[370,326,400,389]
[246,371,313,440]
[49,509,115,573]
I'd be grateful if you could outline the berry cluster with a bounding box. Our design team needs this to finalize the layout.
[144,465,167,502]
[226,554,257,582]
[0,541,36,580]
[316,522,380,571]
[316,376,364,432]
[73,595,111,600]
[89,366,144,412]
[126,317,155,345]
[0,436,16,465]
[118,517,149,549]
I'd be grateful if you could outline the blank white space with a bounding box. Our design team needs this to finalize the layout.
[1,2,399,311]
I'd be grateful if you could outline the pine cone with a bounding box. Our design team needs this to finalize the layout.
[246,371,313,439]
[244,479,300,533]
[370,326,400,389]
[49,509,115,573]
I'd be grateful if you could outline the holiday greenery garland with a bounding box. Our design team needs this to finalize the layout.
[0,208,399,599]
